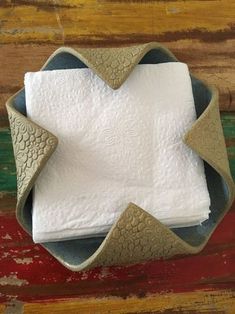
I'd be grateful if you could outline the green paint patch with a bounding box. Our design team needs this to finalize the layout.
[229,160,235,180]
[0,113,234,193]
[221,113,235,138]
[227,146,235,155]
[0,128,16,192]
[221,113,235,122]
[227,146,235,180]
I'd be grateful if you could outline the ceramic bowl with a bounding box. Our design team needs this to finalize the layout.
[6,43,234,271]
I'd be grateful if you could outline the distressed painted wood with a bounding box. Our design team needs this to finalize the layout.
[0,1,235,111]
[0,0,235,312]
[0,42,235,115]
[0,106,234,310]
[0,204,233,302]
[1,0,235,44]
[0,290,235,314]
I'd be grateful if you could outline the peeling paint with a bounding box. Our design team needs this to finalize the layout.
[100,267,111,278]
[0,275,28,286]
[0,192,5,198]
[14,258,33,265]
[21,249,31,254]
[2,233,12,240]
[6,295,18,302]
[166,7,181,14]
[4,300,23,314]
[16,231,23,240]
[1,252,10,258]
[80,272,89,280]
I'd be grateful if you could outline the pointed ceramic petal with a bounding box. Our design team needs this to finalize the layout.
[6,97,58,227]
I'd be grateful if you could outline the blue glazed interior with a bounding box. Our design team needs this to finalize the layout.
[13,48,229,265]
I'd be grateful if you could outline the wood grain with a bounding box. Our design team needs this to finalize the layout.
[0,42,234,114]
[1,0,235,44]
[0,0,235,111]
[0,0,235,312]
[22,290,235,314]
[0,204,235,302]
[0,290,235,314]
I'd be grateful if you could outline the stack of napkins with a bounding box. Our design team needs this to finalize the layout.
[24,62,211,243]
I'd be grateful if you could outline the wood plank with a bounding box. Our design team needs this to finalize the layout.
[0,109,234,303]
[0,4,62,44]
[0,1,235,110]
[0,0,235,309]
[23,290,235,314]
[1,1,235,44]
[0,290,235,313]
[0,42,234,112]
[0,204,234,302]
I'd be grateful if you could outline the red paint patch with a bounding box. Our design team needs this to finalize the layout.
[0,202,234,302]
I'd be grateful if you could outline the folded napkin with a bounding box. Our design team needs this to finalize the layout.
[24,63,211,243]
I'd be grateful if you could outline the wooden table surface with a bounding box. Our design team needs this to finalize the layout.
[0,1,235,313]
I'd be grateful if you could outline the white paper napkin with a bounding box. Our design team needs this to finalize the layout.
[24,63,211,243]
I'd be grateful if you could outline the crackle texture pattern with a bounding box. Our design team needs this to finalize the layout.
[185,99,230,175]
[88,203,190,268]
[85,94,235,270]
[74,45,147,89]
[6,106,57,201]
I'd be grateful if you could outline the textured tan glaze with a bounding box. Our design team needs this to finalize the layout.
[6,43,235,271]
